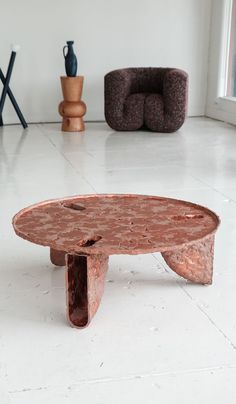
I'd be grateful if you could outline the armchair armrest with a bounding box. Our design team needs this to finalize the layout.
[104,69,134,128]
[163,69,188,121]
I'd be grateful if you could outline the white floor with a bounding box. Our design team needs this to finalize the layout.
[0,117,236,403]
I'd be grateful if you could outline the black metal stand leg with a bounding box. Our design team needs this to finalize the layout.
[0,69,27,129]
[0,51,16,116]
[0,51,28,129]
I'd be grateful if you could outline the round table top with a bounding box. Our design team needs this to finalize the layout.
[12,194,220,256]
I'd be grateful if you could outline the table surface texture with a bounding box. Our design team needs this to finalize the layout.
[13,194,220,255]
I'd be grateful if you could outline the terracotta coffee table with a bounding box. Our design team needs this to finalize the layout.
[12,194,220,328]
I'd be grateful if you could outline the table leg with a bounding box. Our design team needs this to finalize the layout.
[66,253,109,328]
[50,248,66,266]
[161,235,215,285]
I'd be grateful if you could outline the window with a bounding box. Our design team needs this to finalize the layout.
[206,0,236,125]
[226,0,236,96]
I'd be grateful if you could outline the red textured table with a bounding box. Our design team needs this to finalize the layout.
[12,194,220,328]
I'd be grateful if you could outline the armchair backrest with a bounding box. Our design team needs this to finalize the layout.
[108,67,173,94]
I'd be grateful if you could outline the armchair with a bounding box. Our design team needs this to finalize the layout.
[104,67,188,132]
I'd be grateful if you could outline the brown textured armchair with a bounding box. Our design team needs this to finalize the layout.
[104,67,188,132]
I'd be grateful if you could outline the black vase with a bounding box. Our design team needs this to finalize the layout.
[63,41,78,77]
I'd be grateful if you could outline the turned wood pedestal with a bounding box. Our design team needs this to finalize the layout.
[58,76,86,132]
[12,194,220,329]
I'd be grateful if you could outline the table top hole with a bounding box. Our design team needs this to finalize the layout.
[63,203,86,211]
[78,235,102,247]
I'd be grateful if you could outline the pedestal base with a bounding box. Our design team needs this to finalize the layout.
[61,117,85,132]
[59,76,86,133]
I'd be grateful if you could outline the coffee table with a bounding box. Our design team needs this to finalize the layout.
[12,194,220,328]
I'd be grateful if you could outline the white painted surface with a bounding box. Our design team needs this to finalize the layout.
[1,118,236,402]
[0,0,211,123]
[206,0,236,124]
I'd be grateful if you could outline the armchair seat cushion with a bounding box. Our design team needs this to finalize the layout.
[123,93,146,130]
[104,67,188,132]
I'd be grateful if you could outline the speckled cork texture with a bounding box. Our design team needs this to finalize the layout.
[12,194,220,328]
[13,194,219,255]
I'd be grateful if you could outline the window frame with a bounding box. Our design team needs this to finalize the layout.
[206,0,236,124]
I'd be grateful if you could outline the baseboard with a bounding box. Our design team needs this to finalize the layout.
[206,107,236,126]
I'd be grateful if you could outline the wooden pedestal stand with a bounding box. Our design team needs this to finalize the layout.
[58,76,86,132]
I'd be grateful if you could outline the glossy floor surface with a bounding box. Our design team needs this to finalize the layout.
[0,118,236,403]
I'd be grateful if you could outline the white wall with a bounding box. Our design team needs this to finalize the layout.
[1,0,212,124]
